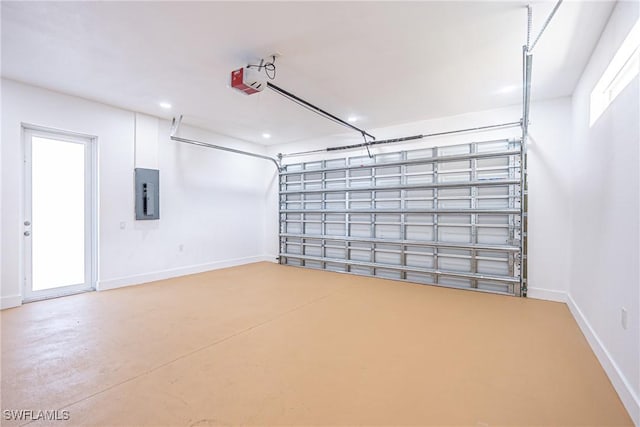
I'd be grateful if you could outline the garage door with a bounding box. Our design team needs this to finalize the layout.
[279,138,524,296]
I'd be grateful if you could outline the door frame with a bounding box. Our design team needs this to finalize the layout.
[22,124,98,302]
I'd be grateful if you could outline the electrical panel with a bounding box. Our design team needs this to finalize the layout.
[135,168,159,220]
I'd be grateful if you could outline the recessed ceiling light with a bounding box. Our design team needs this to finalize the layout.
[262,133,271,139]
[347,116,358,123]
[159,102,172,109]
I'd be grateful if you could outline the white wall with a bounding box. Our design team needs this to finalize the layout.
[1,79,271,308]
[265,97,574,300]
[0,77,3,309]
[569,1,640,424]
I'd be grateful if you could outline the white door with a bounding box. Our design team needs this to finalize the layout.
[23,127,96,302]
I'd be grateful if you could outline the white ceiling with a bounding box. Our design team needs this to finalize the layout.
[1,1,613,145]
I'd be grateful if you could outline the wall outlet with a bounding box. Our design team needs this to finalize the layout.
[621,307,628,330]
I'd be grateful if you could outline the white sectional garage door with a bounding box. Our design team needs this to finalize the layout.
[279,139,524,296]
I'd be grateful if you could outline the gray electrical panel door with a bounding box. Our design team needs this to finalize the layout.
[135,168,160,220]
[279,139,524,296]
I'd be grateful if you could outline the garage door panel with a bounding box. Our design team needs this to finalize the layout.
[439,276,473,288]
[406,163,433,173]
[375,268,402,280]
[406,148,434,160]
[406,189,434,209]
[285,258,303,267]
[326,262,347,273]
[477,226,510,245]
[326,158,346,168]
[350,168,372,178]
[438,187,472,209]
[406,213,434,224]
[326,247,346,259]
[326,222,345,236]
[377,152,403,163]
[478,281,511,293]
[375,225,401,239]
[439,144,471,156]
[406,253,435,268]
[477,156,509,168]
[305,260,323,269]
[376,176,402,186]
[375,250,401,265]
[477,186,510,209]
[304,222,322,235]
[477,214,509,225]
[405,272,436,284]
[285,241,302,255]
[375,213,401,222]
[439,159,471,172]
[351,266,372,275]
[305,245,322,257]
[478,169,509,180]
[406,225,434,241]
[438,171,472,183]
[350,248,372,262]
[376,166,401,175]
[351,178,374,188]
[438,226,472,243]
[279,139,523,296]
[439,252,472,272]
[286,182,303,192]
[350,223,371,237]
[351,200,372,209]
[476,250,511,277]
[326,200,347,210]
[286,222,302,234]
[376,190,401,208]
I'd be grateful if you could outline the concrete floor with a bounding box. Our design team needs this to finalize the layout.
[0,262,632,426]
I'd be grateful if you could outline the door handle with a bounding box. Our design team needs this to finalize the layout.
[24,231,31,236]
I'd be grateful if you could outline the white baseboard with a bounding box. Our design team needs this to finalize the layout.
[567,295,640,426]
[0,294,22,310]
[97,255,274,291]
[527,287,567,302]
[263,255,279,263]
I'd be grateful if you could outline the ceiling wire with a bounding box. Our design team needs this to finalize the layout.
[247,55,277,80]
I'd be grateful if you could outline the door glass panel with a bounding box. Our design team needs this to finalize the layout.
[32,137,85,290]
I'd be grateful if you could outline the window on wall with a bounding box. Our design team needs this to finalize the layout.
[590,17,640,126]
